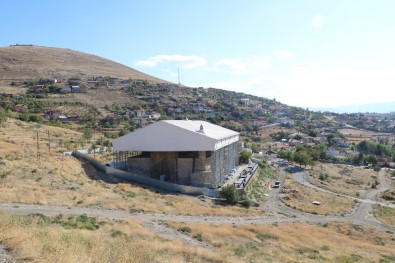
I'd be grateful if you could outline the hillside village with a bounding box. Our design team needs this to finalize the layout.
[2,75,395,169]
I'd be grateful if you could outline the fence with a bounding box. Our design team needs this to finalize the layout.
[72,151,204,196]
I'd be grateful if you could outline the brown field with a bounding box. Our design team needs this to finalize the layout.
[166,221,395,263]
[0,119,261,216]
[308,163,377,197]
[281,174,355,215]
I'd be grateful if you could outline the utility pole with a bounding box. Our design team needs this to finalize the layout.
[36,131,40,160]
[48,130,51,154]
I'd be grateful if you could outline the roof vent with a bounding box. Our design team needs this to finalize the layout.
[197,124,205,134]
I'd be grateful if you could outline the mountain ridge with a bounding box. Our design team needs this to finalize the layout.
[0,45,167,83]
[313,101,395,114]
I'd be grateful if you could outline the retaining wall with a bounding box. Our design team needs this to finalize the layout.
[73,151,203,196]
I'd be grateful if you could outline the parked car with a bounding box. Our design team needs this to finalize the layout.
[273,181,281,188]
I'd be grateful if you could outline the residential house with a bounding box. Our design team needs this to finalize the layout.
[11,94,21,99]
[14,104,28,112]
[71,85,81,93]
[45,110,61,119]
[66,114,80,121]
[148,112,161,120]
[131,118,146,125]
[240,98,250,106]
[175,107,184,113]
[136,110,146,118]
[32,85,44,94]
[0,101,14,108]
[61,86,72,93]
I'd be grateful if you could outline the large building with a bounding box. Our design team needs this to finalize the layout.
[112,120,240,188]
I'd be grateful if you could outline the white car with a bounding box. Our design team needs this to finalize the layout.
[273,181,281,188]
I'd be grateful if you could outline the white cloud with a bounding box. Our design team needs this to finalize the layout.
[213,56,272,75]
[312,15,325,29]
[135,54,207,68]
[273,66,395,108]
[274,49,294,60]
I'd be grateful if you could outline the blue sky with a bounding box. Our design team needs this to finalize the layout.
[1,0,395,110]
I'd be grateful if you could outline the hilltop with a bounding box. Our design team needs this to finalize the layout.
[0,45,166,83]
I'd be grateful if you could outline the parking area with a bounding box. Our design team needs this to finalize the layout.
[223,163,259,189]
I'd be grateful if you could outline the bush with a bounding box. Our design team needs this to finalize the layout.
[319,172,328,181]
[193,233,203,241]
[220,185,240,205]
[240,198,252,208]
[178,226,192,233]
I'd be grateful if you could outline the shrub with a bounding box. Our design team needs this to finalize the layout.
[240,198,252,208]
[193,233,203,241]
[256,232,278,241]
[319,172,328,181]
[220,185,240,205]
[178,226,192,233]
[373,166,381,172]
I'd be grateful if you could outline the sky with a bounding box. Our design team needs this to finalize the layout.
[1,0,395,111]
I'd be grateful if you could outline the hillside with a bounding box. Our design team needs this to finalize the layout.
[0,45,166,83]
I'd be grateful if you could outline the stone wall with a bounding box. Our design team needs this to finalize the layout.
[127,157,152,174]
[210,141,240,188]
[73,151,203,195]
[177,158,193,184]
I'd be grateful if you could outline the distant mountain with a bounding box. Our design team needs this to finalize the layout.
[313,102,395,114]
[0,45,167,83]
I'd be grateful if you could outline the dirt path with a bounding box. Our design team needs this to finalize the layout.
[0,244,17,263]
[289,168,394,230]
[292,170,395,208]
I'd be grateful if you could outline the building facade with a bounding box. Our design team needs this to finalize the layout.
[112,120,240,188]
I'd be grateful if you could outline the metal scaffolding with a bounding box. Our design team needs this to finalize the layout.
[112,151,141,170]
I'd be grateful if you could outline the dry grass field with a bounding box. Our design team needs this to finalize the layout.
[166,221,395,262]
[373,205,395,227]
[0,213,222,263]
[2,212,394,263]
[0,119,262,217]
[281,174,355,215]
[338,128,374,144]
[308,163,377,197]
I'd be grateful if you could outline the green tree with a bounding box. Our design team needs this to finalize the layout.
[0,171,10,187]
[278,150,294,163]
[293,151,313,168]
[83,128,93,140]
[220,185,240,205]
[251,143,260,154]
[0,107,7,125]
[240,151,252,163]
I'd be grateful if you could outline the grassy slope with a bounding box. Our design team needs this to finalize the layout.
[0,118,260,216]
